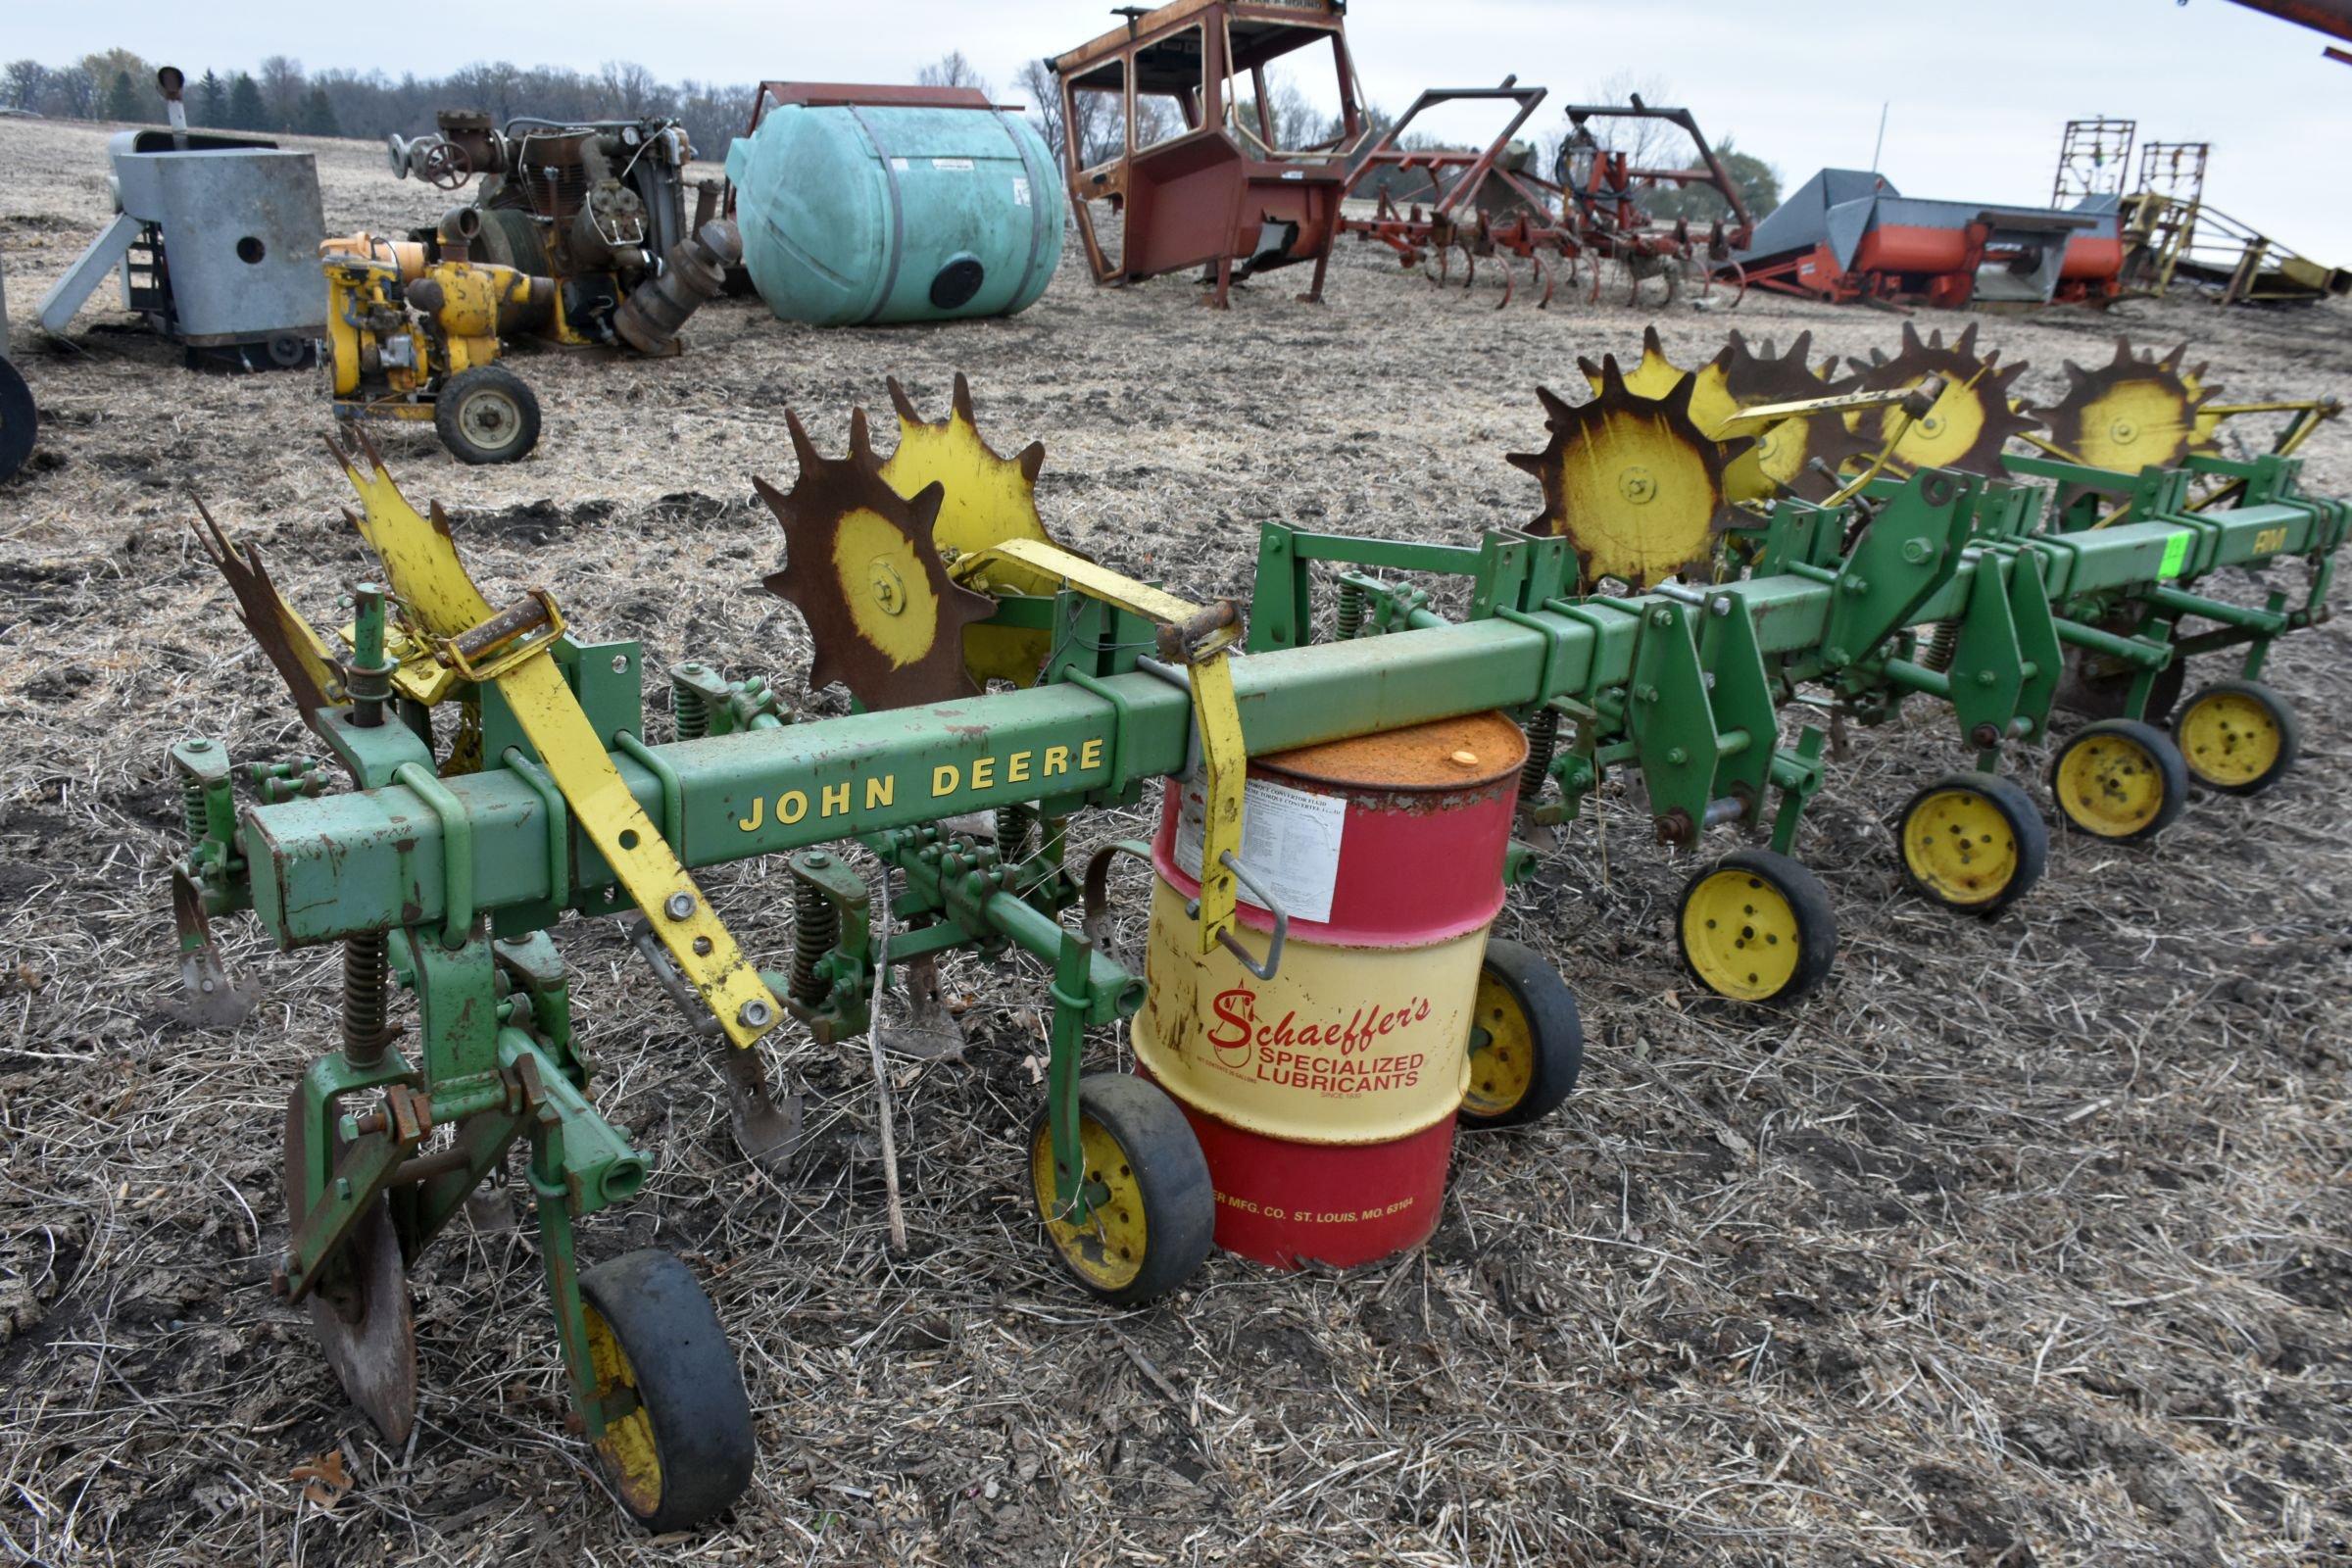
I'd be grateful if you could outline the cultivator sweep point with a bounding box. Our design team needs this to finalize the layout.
[1849,322,2040,478]
[2031,338,2216,472]
[759,409,999,710]
[1510,355,1749,589]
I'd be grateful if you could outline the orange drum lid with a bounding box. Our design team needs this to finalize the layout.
[1259,710,1526,793]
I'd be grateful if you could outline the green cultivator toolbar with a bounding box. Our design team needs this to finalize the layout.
[171,368,2341,1530]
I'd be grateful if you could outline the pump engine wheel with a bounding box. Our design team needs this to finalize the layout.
[1896,772,2048,915]
[1676,849,1838,1005]
[577,1250,757,1533]
[2172,680,2299,796]
[1028,1075,1213,1306]
[1459,938,1584,1129]
[2049,718,2188,840]
[435,365,541,466]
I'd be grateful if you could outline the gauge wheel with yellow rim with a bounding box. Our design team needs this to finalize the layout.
[433,365,541,466]
[1028,1074,1212,1307]
[1676,849,1838,1005]
[576,1250,756,1534]
[1459,938,1584,1130]
[2047,718,2188,841]
[1896,772,2048,916]
[2172,679,2299,796]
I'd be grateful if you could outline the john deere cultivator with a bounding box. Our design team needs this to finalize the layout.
[169,338,2340,1526]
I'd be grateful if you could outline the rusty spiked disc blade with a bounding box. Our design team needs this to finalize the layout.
[759,407,997,710]
[190,499,346,727]
[879,372,1082,690]
[1720,330,1876,501]
[1508,355,1751,590]
[1847,321,2039,478]
[2034,338,2215,471]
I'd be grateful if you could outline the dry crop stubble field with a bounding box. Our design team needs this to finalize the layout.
[2,117,2349,1566]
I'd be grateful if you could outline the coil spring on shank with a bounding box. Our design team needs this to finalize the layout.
[1521,707,1560,801]
[674,681,711,741]
[343,933,390,1064]
[997,804,1034,862]
[1920,620,1960,674]
[182,779,210,843]
[789,881,839,1007]
[1336,581,1365,640]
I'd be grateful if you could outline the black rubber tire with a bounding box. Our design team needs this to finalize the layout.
[1458,938,1584,1130]
[2048,717,2189,842]
[2171,679,2301,797]
[1676,848,1839,1006]
[1029,1075,1213,1308]
[576,1250,756,1534]
[434,365,541,466]
[1894,771,2049,917]
[0,357,36,483]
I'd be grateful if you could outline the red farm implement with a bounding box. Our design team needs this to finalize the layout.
[1344,89,1754,309]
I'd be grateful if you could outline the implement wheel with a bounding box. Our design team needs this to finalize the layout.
[1677,849,1838,1005]
[434,365,541,466]
[1459,938,1584,1129]
[1896,772,2048,916]
[1029,1075,1212,1307]
[577,1250,756,1533]
[2049,718,2187,840]
[2172,680,2299,796]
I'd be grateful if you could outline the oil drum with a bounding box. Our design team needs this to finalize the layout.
[1131,711,1525,1269]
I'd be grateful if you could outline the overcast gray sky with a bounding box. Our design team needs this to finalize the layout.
[18,1,2352,259]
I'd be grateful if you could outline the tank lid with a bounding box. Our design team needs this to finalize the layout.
[1260,711,1526,792]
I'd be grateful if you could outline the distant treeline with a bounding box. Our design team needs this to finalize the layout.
[2,48,760,165]
[1,48,1778,224]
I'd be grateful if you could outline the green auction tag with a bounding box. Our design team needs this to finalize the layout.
[2158,531,2191,579]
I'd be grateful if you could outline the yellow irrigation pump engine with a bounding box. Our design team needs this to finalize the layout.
[386,109,738,357]
[320,212,551,465]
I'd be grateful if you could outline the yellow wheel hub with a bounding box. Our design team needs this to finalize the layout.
[2178,691,2281,788]
[1545,401,1727,585]
[2055,732,2165,835]
[832,507,942,670]
[2072,379,2194,469]
[1463,971,1536,1119]
[1877,374,1988,470]
[1901,788,2019,906]
[1031,1112,1149,1293]
[584,1303,662,1519]
[1681,869,1801,1002]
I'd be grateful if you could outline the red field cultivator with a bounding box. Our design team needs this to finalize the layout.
[1343,89,1754,309]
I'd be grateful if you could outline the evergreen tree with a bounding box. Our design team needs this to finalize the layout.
[298,85,339,137]
[196,69,225,127]
[225,72,266,132]
[104,68,142,122]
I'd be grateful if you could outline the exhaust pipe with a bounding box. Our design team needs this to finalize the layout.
[614,220,742,357]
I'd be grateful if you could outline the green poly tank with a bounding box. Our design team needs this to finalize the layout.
[726,102,1062,326]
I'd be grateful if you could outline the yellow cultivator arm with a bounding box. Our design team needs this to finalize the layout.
[328,434,784,1049]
